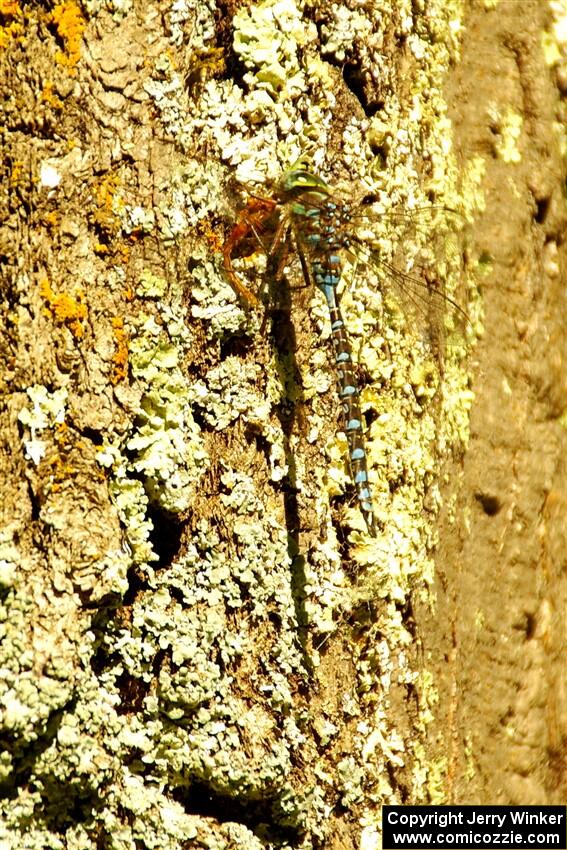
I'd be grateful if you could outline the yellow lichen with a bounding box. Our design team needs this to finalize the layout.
[50,1,85,72]
[41,80,64,109]
[111,317,129,385]
[9,160,23,187]
[0,0,20,12]
[92,173,123,243]
[39,277,87,339]
[0,0,24,49]
[43,210,59,229]
[199,219,224,255]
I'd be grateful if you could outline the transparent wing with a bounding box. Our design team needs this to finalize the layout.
[224,183,471,352]
[284,192,468,342]
[343,201,471,354]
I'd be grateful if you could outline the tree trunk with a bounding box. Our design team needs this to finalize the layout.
[1,1,565,848]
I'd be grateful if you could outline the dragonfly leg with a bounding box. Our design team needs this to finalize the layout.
[222,196,277,308]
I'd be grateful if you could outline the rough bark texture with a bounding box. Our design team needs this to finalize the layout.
[0,1,565,849]
[425,1,567,807]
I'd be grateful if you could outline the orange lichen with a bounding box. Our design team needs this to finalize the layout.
[43,210,59,229]
[117,244,131,265]
[93,173,122,242]
[9,160,23,187]
[110,316,129,384]
[39,277,87,339]
[41,80,63,109]
[0,1,24,49]
[0,1,21,13]
[199,219,224,255]
[50,2,85,72]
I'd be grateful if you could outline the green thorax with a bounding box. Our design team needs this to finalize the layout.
[277,167,331,216]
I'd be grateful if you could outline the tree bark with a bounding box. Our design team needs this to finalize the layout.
[1,1,565,849]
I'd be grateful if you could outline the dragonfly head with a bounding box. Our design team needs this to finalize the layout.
[278,166,331,201]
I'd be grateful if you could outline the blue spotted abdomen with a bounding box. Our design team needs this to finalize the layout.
[297,201,377,536]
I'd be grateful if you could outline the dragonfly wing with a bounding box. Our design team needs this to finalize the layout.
[347,209,470,354]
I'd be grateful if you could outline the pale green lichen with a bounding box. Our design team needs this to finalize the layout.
[408,670,448,802]
[233,0,315,98]
[3,1,483,847]
[187,357,270,431]
[336,756,365,806]
[160,160,227,232]
[360,823,381,850]
[100,519,323,838]
[167,0,216,48]
[96,263,208,563]
[100,462,157,564]
[137,269,168,299]
[0,555,17,588]
[126,322,207,514]
[181,0,476,835]
[17,385,68,464]
[420,752,449,804]
[550,0,567,51]
[542,2,567,157]
[542,29,562,67]
[190,254,260,338]
[488,105,523,163]
[319,6,373,62]
[464,733,476,781]
[461,154,487,218]
[209,0,326,180]
[120,204,156,235]
[80,0,133,18]
[143,54,193,146]
[0,575,107,844]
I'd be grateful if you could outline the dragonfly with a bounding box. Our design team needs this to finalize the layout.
[222,164,466,537]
